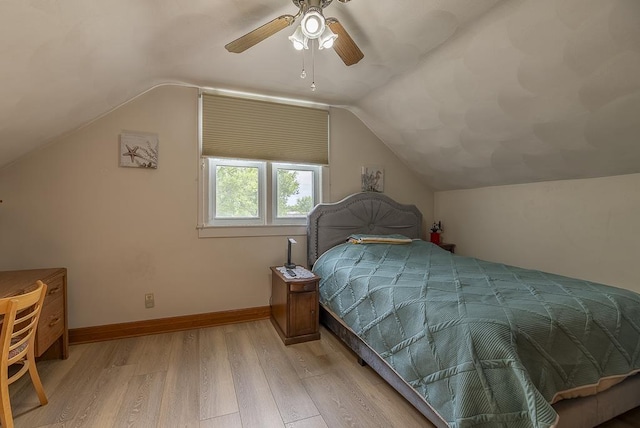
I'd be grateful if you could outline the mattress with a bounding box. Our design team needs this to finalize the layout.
[312,239,640,428]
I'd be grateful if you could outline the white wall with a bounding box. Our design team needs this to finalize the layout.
[328,107,433,231]
[0,85,433,328]
[434,174,640,293]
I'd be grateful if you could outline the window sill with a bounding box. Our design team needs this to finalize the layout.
[197,224,307,238]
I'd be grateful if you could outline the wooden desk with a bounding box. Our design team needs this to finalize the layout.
[0,268,68,359]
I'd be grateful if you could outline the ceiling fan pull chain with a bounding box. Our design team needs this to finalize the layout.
[300,49,307,79]
[311,41,316,91]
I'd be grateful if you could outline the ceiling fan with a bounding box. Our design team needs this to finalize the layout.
[225,0,364,66]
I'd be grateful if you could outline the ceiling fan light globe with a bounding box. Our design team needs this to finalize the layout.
[289,26,308,50]
[319,37,335,49]
[301,9,325,39]
[305,17,320,33]
[318,26,338,50]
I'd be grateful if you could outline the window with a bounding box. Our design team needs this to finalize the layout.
[198,90,328,237]
[202,158,322,229]
[209,158,265,226]
[272,163,321,224]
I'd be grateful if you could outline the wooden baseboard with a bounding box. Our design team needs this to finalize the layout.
[69,306,271,345]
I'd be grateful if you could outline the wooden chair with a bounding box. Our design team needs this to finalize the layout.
[0,280,48,428]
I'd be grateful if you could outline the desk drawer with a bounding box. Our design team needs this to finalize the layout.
[36,280,65,355]
[44,275,65,301]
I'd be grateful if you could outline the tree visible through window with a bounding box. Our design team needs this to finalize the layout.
[207,158,320,226]
[216,165,259,218]
[277,169,314,218]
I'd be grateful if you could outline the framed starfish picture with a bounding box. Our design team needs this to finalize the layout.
[119,132,159,168]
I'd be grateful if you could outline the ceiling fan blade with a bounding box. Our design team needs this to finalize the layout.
[225,15,295,53]
[326,18,364,66]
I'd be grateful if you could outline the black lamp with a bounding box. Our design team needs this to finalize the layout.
[285,238,297,269]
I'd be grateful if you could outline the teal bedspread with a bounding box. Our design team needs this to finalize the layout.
[312,240,640,427]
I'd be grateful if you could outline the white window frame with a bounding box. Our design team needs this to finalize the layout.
[271,163,322,226]
[208,158,266,227]
[198,157,325,238]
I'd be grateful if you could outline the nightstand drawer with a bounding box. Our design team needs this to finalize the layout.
[289,282,317,293]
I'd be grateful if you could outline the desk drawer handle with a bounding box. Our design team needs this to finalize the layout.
[48,287,61,295]
[48,317,61,327]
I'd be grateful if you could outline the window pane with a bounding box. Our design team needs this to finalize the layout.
[216,165,259,218]
[277,169,314,218]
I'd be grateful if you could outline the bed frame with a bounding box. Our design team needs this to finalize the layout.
[307,192,640,428]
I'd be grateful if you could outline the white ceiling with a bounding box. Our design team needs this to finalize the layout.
[1,0,639,190]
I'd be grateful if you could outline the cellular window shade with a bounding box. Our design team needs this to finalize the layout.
[202,94,329,165]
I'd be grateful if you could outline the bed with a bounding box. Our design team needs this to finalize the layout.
[307,192,640,428]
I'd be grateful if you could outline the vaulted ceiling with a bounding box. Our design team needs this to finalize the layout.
[2,0,639,190]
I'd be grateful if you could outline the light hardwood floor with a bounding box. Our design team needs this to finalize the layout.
[8,320,640,427]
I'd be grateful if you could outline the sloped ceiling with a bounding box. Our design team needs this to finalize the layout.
[1,0,639,190]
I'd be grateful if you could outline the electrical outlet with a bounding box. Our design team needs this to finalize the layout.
[145,293,155,308]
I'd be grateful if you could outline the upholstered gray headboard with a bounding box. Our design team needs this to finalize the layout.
[307,192,423,266]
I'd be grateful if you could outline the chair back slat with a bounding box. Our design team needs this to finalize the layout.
[12,315,39,339]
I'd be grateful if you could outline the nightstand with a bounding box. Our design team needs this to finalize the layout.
[270,266,321,345]
[438,243,456,253]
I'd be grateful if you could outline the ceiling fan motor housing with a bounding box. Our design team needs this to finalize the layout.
[292,0,335,10]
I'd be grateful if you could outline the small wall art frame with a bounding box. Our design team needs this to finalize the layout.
[119,132,159,169]
[361,165,384,192]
